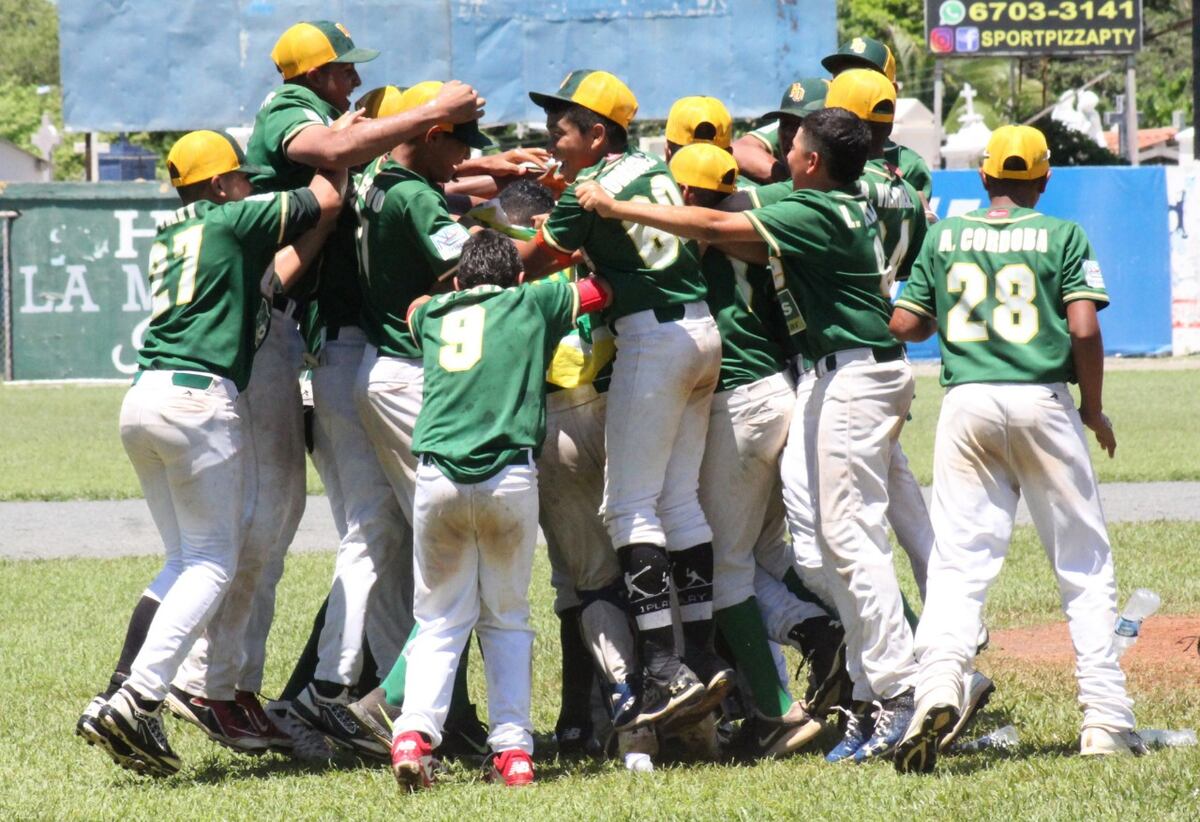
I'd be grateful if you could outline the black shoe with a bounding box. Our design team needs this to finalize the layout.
[347,686,401,751]
[737,702,826,760]
[659,650,733,731]
[99,688,181,777]
[77,694,140,768]
[554,722,594,758]
[939,672,995,753]
[894,689,960,774]
[292,682,389,760]
[438,702,490,759]
[826,703,875,762]
[635,662,705,727]
[854,689,916,763]
[788,617,851,718]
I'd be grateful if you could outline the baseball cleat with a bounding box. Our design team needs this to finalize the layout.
[607,680,641,733]
[391,731,435,791]
[658,652,734,732]
[293,682,389,760]
[826,703,875,762]
[939,671,995,753]
[853,689,916,763]
[554,723,593,758]
[661,711,722,762]
[100,688,181,778]
[787,617,851,719]
[77,694,141,768]
[1080,727,1147,757]
[165,686,270,754]
[234,691,294,753]
[893,690,961,774]
[741,701,826,760]
[438,701,491,759]
[347,686,401,752]
[635,662,705,727]
[487,748,535,787]
[263,700,334,762]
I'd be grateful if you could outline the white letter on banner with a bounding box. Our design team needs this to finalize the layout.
[114,210,174,259]
[111,315,151,375]
[55,265,100,313]
[20,266,54,313]
[122,264,152,311]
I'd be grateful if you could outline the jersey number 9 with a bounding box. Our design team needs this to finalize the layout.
[438,304,486,372]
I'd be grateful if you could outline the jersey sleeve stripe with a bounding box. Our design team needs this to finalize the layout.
[277,191,289,245]
[282,121,322,149]
[1063,291,1110,304]
[540,225,574,255]
[894,298,934,318]
[745,131,774,152]
[743,211,781,258]
[746,188,762,209]
[569,282,581,324]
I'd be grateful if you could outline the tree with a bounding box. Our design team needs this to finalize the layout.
[0,0,59,86]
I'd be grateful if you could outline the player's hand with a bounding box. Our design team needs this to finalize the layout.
[430,80,486,125]
[537,163,568,197]
[331,108,365,132]
[576,180,615,217]
[461,148,553,179]
[1080,407,1116,458]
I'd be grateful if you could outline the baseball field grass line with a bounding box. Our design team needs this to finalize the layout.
[1,522,1198,819]
[3,368,1198,502]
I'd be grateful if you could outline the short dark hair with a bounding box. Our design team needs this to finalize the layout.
[498,178,556,227]
[457,228,522,289]
[545,100,628,151]
[800,107,870,185]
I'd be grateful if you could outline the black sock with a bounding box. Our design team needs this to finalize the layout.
[279,596,330,702]
[670,542,715,656]
[355,634,380,697]
[618,543,676,678]
[106,595,160,697]
[556,606,593,729]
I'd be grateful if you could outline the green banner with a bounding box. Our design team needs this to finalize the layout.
[1,182,179,380]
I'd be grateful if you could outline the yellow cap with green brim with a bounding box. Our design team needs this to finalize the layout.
[666,97,733,149]
[529,70,639,129]
[271,21,380,81]
[397,81,493,149]
[166,130,270,188]
[981,125,1051,180]
[821,36,896,84]
[669,143,739,195]
[825,69,896,123]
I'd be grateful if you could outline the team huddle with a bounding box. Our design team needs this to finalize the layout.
[74,20,1145,788]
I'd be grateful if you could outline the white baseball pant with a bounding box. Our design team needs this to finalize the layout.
[396,460,540,753]
[601,303,721,552]
[175,310,307,698]
[914,382,1135,731]
[358,351,422,523]
[119,371,244,702]
[308,327,410,683]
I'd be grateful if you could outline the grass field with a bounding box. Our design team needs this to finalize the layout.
[3,366,1200,501]
[1,521,1198,820]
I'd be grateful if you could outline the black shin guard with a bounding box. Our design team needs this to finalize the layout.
[618,542,676,676]
[670,543,717,657]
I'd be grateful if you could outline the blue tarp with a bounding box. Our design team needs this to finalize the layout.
[905,166,1171,361]
[59,0,835,131]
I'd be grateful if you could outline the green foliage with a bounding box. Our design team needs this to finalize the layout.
[0,0,59,86]
[1033,115,1127,166]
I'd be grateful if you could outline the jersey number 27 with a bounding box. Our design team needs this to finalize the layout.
[147,225,205,319]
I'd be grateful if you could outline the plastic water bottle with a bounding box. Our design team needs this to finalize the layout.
[1139,729,1198,748]
[1112,588,1162,657]
[955,724,1019,753]
[624,752,654,772]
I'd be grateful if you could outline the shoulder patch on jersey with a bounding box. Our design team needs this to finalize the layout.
[430,223,471,261]
[1082,259,1105,289]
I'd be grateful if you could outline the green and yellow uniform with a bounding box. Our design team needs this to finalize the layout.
[245,84,340,193]
[701,250,789,391]
[884,141,932,200]
[138,191,322,390]
[409,281,581,483]
[860,159,927,285]
[896,206,1108,386]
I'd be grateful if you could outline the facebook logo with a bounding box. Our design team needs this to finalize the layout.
[956,26,980,52]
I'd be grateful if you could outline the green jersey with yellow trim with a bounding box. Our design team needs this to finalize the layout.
[884,141,933,199]
[746,186,894,360]
[744,180,792,209]
[702,249,788,392]
[410,281,581,484]
[859,159,927,285]
[355,157,471,358]
[138,190,322,390]
[245,84,340,193]
[541,148,706,321]
[897,206,1108,387]
[746,121,780,156]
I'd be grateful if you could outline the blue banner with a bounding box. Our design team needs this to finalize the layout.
[904,166,1171,361]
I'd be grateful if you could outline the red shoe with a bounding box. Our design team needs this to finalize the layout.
[233,690,294,753]
[392,731,434,791]
[488,748,535,787]
[164,685,269,754]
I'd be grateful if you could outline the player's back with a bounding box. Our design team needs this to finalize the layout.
[245,84,339,193]
[859,160,926,287]
[899,205,1108,387]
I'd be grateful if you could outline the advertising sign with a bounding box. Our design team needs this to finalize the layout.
[924,0,1142,57]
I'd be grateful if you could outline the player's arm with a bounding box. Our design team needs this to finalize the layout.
[287,81,484,169]
[266,168,347,292]
[575,180,763,246]
[888,306,936,342]
[1067,299,1115,458]
[731,133,785,184]
[575,275,612,314]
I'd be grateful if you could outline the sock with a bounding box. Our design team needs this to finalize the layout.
[382,623,420,707]
[278,596,330,702]
[716,598,791,718]
[782,567,836,615]
[618,543,676,678]
[556,607,593,730]
[355,635,380,697]
[902,593,920,631]
[106,595,160,697]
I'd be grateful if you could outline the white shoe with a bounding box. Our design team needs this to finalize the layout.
[1080,727,1147,757]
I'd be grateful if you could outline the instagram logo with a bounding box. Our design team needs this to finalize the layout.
[929,26,955,54]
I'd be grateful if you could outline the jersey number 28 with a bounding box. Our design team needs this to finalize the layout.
[946,262,1039,344]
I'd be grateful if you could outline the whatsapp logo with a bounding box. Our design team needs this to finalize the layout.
[940,0,966,25]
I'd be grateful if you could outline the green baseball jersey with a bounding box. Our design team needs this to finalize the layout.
[746,121,780,155]
[896,206,1109,387]
[859,159,927,286]
[245,84,340,193]
[746,186,894,361]
[884,141,933,199]
[409,281,581,483]
[701,249,788,392]
[541,148,706,321]
[138,190,322,391]
[355,156,472,358]
[743,180,792,209]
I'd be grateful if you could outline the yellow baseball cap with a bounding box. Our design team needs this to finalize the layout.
[529,70,639,129]
[271,21,380,81]
[981,125,1051,180]
[666,96,733,149]
[669,143,739,194]
[166,130,270,188]
[822,37,897,84]
[356,85,408,118]
[826,68,896,123]
[396,81,492,149]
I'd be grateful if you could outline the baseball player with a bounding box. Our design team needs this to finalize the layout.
[390,230,612,790]
[517,70,731,728]
[890,125,1142,772]
[75,130,342,777]
[575,106,922,762]
[168,21,484,750]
